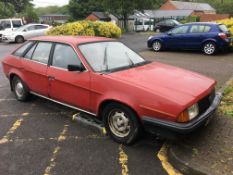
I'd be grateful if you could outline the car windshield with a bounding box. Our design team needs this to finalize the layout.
[0,20,11,30]
[79,42,147,72]
[14,25,28,32]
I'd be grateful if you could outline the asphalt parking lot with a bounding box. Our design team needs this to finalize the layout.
[0,34,233,175]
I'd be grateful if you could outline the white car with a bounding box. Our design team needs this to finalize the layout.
[2,24,51,43]
[0,18,23,41]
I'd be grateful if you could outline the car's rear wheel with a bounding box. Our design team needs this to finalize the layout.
[103,103,140,145]
[12,76,30,101]
[203,42,216,55]
[152,40,162,52]
[15,36,24,43]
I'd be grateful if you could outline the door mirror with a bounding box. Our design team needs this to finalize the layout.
[67,64,85,72]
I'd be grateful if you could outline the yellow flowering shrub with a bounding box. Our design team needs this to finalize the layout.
[47,20,121,38]
[216,18,233,35]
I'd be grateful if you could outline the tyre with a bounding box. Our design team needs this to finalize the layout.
[103,102,141,145]
[12,76,30,101]
[152,40,162,52]
[203,42,217,55]
[15,36,24,43]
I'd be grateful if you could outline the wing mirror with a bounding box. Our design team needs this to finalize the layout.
[67,64,85,72]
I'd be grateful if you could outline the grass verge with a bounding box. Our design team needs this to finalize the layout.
[219,80,233,117]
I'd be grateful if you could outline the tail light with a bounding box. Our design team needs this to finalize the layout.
[218,33,228,40]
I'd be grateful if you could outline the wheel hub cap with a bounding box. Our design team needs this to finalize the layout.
[204,44,215,54]
[15,81,24,98]
[153,42,161,51]
[108,111,130,137]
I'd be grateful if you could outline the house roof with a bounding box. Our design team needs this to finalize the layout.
[144,10,194,18]
[170,1,216,11]
[92,12,111,20]
[41,14,69,17]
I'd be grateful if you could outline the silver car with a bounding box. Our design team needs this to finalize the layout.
[2,24,51,43]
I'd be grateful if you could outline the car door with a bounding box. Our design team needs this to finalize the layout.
[34,25,49,36]
[21,41,52,96]
[185,25,212,49]
[23,25,37,39]
[166,25,190,49]
[47,43,91,111]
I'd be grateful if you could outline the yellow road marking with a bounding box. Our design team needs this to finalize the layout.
[119,144,129,175]
[157,143,182,175]
[43,124,69,175]
[0,115,26,144]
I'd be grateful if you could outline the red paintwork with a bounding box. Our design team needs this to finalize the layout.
[1,36,216,122]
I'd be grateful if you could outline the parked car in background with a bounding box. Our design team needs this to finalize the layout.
[148,22,233,55]
[134,18,154,32]
[2,23,51,43]
[154,19,180,33]
[2,36,221,144]
[0,18,23,41]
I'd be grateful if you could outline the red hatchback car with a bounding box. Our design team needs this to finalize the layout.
[2,36,221,144]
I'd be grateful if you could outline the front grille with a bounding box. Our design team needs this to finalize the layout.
[198,89,215,115]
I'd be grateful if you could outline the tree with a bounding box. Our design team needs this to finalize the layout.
[35,5,68,17]
[0,0,33,13]
[102,0,165,31]
[24,5,39,23]
[0,2,15,18]
[68,0,104,21]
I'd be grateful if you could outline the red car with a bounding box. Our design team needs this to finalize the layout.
[2,36,221,144]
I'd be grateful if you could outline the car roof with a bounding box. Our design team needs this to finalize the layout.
[29,36,114,45]
[186,22,218,25]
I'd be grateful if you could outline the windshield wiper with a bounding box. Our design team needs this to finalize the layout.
[103,44,109,71]
[125,52,135,67]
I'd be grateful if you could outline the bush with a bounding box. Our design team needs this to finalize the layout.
[47,20,121,38]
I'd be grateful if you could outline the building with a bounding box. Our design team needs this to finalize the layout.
[160,0,216,15]
[39,14,69,24]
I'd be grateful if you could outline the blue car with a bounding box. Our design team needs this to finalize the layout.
[147,22,232,55]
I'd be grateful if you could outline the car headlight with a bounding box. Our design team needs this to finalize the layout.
[177,103,199,123]
[148,36,153,40]
[188,103,199,120]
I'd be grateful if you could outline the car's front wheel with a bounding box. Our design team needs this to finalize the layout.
[12,76,30,101]
[203,42,217,55]
[103,103,140,145]
[152,40,162,52]
[15,36,24,43]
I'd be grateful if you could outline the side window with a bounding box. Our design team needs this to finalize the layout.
[24,43,37,59]
[52,44,82,69]
[190,25,211,33]
[27,25,36,31]
[12,41,34,57]
[171,26,189,34]
[31,42,52,64]
[35,25,48,29]
[203,26,211,32]
[12,20,22,28]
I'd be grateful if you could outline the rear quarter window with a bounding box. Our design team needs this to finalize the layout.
[219,24,229,32]
[12,41,34,57]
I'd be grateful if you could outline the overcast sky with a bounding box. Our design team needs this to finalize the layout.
[32,0,69,7]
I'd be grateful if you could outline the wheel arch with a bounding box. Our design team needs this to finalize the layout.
[97,99,141,122]
[9,72,27,91]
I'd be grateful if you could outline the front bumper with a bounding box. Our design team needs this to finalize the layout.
[142,92,222,138]
[2,35,15,42]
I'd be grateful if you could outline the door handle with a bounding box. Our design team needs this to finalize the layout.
[48,76,55,80]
